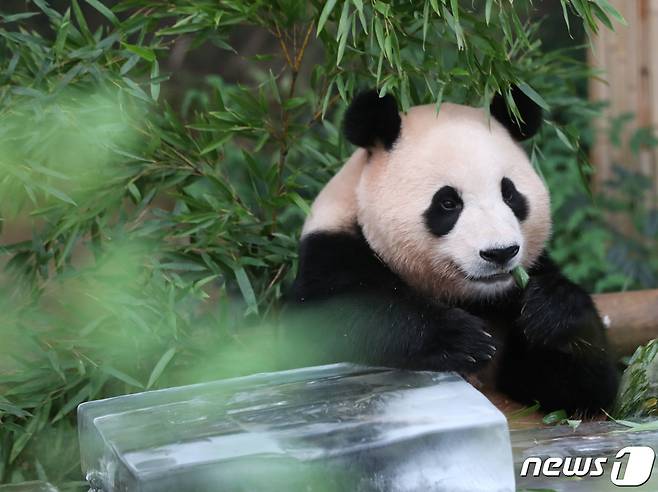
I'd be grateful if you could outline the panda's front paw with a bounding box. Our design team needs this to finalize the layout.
[417,308,497,372]
[519,275,603,348]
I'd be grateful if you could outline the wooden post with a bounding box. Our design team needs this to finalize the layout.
[593,289,658,356]
[588,0,658,203]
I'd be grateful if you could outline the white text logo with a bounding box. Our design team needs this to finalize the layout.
[520,446,655,486]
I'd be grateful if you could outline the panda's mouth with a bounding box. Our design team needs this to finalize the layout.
[468,272,512,284]
[450,262,514,286]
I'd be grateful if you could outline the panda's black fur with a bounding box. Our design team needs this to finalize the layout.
[285,89,619,415]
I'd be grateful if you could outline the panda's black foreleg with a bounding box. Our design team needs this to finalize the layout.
[285,230,496,372]
[497,256,619,415]
[285,290,497,373]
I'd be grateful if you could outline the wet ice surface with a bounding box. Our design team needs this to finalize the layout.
[78,364,514,492]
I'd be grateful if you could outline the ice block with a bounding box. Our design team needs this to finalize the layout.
[78,363,514,492]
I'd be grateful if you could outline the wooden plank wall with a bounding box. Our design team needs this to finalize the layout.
[588,0,658,202]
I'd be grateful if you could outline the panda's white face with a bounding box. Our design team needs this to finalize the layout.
[357,103,551,301]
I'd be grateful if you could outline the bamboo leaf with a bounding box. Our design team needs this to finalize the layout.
[516,82,550,111]
[122,43,156,62]
[71,0,92,40]
[40,185,77,206]
[336,1,351,64]
[102,366,144,389]
[147,348,176,389]
[290,193,311,215]
[10,412,40,463]
[234,266,259,315]
[352,0,367,33]
[595,0,627,26]
[554,125,575,150]
[317,0,339,36]
[450,0,459,23]
[485,0,493,25]
[83,0,119,25]
[560,0,572,36]
[151,59,160,101]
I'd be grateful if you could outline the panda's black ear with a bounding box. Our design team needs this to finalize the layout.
[343,90,401,150]
[490,85,543,141]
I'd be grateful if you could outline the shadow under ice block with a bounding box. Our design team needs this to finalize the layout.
[78,364,514,492]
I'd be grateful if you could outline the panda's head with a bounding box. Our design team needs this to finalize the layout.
[345,88,551,301]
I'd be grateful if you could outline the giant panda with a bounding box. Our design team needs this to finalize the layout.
[285,88,619,414]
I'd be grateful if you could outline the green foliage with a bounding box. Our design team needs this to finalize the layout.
[0,0,629,487]
[542,108,658,292]
[614,339,658,418]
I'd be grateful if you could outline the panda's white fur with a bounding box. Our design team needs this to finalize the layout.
[302,148,367,236]
[304,102,551,301]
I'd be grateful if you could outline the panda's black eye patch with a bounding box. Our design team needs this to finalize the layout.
[424,186,463,237]
[501,177,528,221]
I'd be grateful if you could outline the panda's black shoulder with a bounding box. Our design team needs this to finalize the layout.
[288,226,401,302]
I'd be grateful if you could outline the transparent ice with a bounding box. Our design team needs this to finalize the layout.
[78,363,514,492]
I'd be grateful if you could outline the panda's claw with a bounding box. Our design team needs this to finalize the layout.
[412,307,498,372]
[480,344,496,360]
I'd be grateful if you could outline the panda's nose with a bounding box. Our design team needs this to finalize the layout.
[479,245,520,265]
